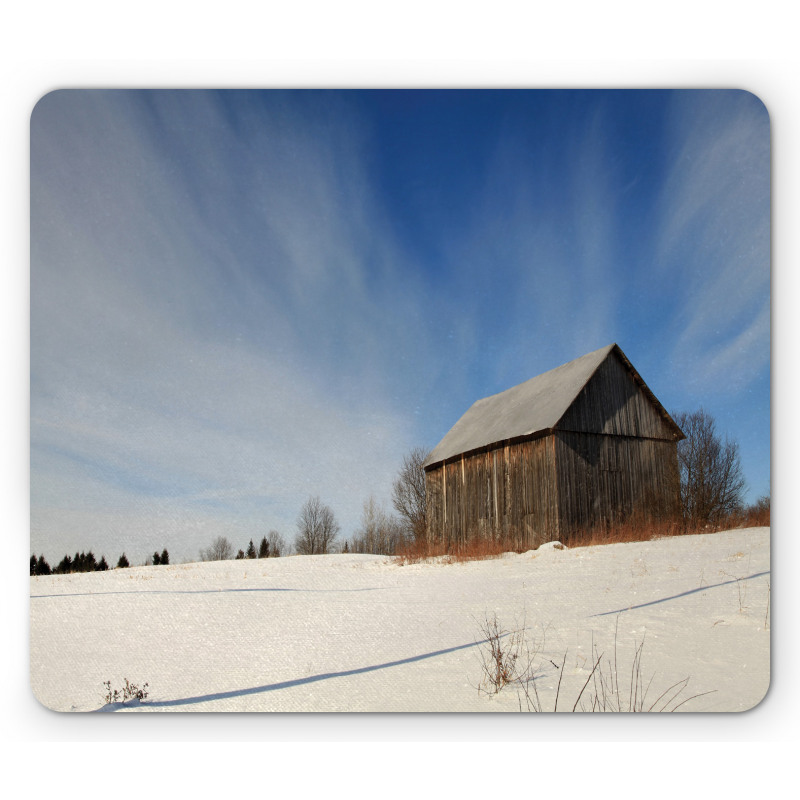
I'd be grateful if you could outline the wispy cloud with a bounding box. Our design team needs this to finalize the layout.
[31,91,432,561]
[654,90,770,394]
[431,98,626,394]
[30,90,771,563]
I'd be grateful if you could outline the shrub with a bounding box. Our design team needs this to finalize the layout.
[474,613,533,694]
[741,495,770,528]
[103,678,149,705]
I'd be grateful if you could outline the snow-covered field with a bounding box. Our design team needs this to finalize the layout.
[29,528,770,712]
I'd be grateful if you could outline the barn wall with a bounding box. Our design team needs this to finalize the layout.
[557,350,676,440]
[553,430,680,536]
[425,436,559,550]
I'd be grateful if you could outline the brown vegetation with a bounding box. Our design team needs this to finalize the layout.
[394,495,769,566]
[394,535,513,566]
[726,494,770,529]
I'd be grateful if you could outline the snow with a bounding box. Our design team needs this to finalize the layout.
[29,527,770,712]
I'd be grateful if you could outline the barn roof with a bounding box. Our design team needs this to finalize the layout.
[424,344,682,469]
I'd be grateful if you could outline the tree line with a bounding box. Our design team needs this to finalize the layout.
[30,445,427,573]
[199,530,287,562]
[30,408,769,574]
[29,549,154,576]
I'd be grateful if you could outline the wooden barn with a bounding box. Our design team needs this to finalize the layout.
[424,344,684,549]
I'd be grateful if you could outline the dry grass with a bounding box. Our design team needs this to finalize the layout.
[729,504,770,529]
[562,515,687,550]
[473,613,531,695]
[476,613,716,712]
[396,517,687,565]
[397,504,769,566]
[394,537,513,566]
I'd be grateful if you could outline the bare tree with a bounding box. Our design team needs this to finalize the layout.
[199,535,235,562]
[351,495,407,555]
[673,409,746,528]
[267,529,286,558]
[295,496,340,555]
[391,446,430,544]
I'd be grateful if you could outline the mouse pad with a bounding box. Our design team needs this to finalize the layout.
[29,89,770,712]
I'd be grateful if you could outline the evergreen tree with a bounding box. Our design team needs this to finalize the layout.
[235,549,246,559]
[343,540,350,553]
[96,555,109,571]
[84,551,97,572]
[161,548,169,566]
[117,553,130,569]
[246,539,257,559]
[153,551,161,566]
[258,537,269,558]
[30,555,37,575]
[36,555,52,575]
[56,554,72,574]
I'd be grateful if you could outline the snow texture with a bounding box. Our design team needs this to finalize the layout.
[29,528,770,712]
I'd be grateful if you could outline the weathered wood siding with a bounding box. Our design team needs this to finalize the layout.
[553,431,679,536]
[425,436,558,550]
[556,350,676,441]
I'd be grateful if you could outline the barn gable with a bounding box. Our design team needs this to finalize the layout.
[555,346,683,441]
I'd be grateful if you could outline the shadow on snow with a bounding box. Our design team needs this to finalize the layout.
[31,586,383,600]
[96,638,487,711]
[592,571,770,617]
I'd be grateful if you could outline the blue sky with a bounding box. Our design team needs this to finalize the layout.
[30,89,770,565]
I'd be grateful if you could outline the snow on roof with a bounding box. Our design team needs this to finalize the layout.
[424,344,617,468]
